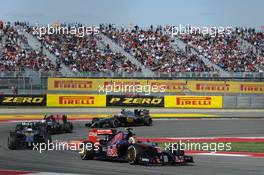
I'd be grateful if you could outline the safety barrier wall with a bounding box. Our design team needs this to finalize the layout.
[0,94,263,109]
[223,96,264,109]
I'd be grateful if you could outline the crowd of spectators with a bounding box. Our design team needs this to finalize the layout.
[0,24,59,72]
[178,29,264,72]
[235,27,264,53]
[1,22,263,74]
[27,24,140,73]
[101,24,214,73]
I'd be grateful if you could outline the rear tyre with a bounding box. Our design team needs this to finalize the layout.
[80,141,95,160]
[112,119,119,128]
[127,145,142,165]
[8,133,17,150]
[63,122,73,133]
[145,118,152,126]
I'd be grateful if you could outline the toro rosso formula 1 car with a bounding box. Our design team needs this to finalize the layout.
[79,128,193,165]
[41,114,73,134]
[85,109,152,128]
[8,122,51,150]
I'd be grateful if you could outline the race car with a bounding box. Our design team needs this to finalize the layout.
[41,114,73,134]
[79,128,194,165]
[85,109,152,128]
[8,122,51,150]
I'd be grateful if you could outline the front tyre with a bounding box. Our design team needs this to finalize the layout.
[127,145,142,165]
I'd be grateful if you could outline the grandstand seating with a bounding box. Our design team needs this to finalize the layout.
[101,25,214,73]
[0,22,263,75]
[178,30,263,72]
[0,24,59,72]
[27,25,141,73]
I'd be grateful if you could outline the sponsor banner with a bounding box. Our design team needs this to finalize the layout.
[165,96,222,108]
[188,81,264,93]
[48,78,99,91]
[47,94,106,107]
[106,95,164,107]
[48,78,186,93]
[236,82,264,93]
[48,78,264,94]
[102,79,186,93]
[188,81,230,93]
[147,80,186,92]
[0,95,46,106]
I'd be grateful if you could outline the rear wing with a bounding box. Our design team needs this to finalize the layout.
[134,109,150,116]
[88,129,116,143]
[89,129,114,135]
[21,122,35,126]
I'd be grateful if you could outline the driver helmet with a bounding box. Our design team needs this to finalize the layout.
[128,137,136,144]
[25,127,33,134]
[121,109,125,114]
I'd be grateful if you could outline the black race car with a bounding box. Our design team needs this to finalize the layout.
[79,128,193,165]
[8,122,51,150]
[41,114,73,134]
[85,109,152,128]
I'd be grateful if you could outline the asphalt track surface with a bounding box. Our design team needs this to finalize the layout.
[0,108,264,174]
[1,108,264,118]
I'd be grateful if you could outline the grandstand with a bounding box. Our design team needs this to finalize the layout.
[0,21,263,94]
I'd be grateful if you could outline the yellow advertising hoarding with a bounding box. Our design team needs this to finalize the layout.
[231,82,264,93]
[48,78,100,91]
[188,81,264,94]
[47,94,106,107]
[48,78,186,93]
[48,78,264,94]
[165,96,223,108]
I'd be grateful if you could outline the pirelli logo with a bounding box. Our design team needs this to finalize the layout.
[59,96,95,105]
[47,94,106,107]
[240,84,264,92]
[176,97,212,106]
[104,81,141,86]
[54,80,92,89]
[151,82,186,91]
[196,83,230,91]
[165,96,222,108]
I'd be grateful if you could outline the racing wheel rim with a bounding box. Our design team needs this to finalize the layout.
[79,145,86,159]
[127,146,136,162]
